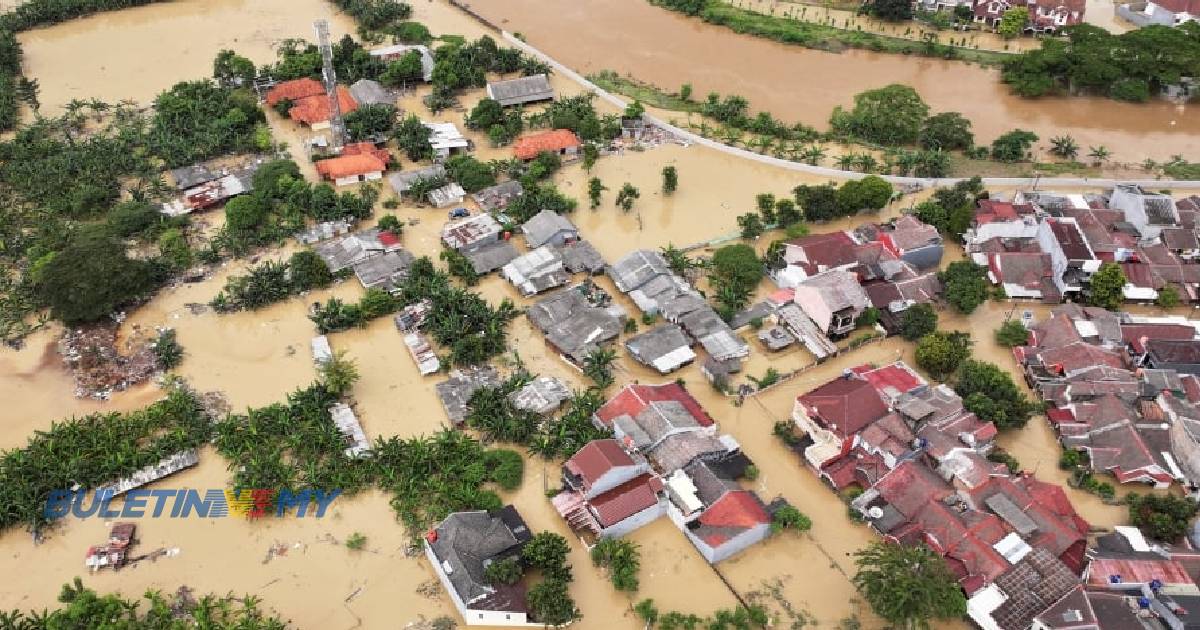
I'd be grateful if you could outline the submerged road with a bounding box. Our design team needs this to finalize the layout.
[500,32,1200,190]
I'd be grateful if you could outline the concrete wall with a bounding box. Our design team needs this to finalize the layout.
[1169,418,1200,486]
[792,285,833,333]
[686,522,771,564]
[587,464,648,500]
[599,500,667,538]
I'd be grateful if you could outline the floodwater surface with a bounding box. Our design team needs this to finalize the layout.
[467,0,1198,163]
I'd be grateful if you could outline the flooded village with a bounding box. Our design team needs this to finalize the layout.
[0,0,1198,628]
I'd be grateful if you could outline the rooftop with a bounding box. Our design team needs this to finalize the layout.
[521,209,578,249]
[797,375,889,439]
[487,74,554,106]
[513,129,581,161]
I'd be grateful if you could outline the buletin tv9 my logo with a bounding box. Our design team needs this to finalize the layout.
[44,488,343,519]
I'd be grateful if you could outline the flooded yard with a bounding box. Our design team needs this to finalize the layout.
[467,0,1197,163]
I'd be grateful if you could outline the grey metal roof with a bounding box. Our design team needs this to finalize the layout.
[985,493,1040,536]
[313,228,388,272]
[348,79,395,106]
[521,209,578,249]
[625,324,692,369]
[435,366,501,424]
[465,240,519,275]
[659,293,708,323]
[387,164,446,194]
[428,182,466,208]
[509,376,572,414]
[557,240,606,274]
[648,432,728,474]
[730,301,775,330]
[608,250,672,293]
[684,460,738,506]
[169,164,218,189]
[486,74,554,107]
[427,507,530,608]
[352,249,414,292]
[472,180,524,212]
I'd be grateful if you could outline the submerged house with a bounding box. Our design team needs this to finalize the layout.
[666,460,772,563]
[388,164,446,197]
[314,228,402,273]
[368,44,434,81]
[521,209,578,249]
[424,506,538,626]
[502,246,570,297]
[426,122,470,161]
[513,129,581,162]
[527,285,626,364]
[315,143,390,186]
[793,270,870,338]
[552,439,667,538]
[486,74,554,107]
[625,324,696,374]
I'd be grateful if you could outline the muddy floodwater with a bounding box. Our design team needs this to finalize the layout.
[468,0,1197,163]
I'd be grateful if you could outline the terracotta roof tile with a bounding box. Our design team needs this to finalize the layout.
[265,78,325,106]
[513,129,580,160]
[565,439,635,487]
[797,376,888,439]
[589,473,662,527]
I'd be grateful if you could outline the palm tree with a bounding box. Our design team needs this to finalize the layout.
[856,153,879,174]
[582,348,617,390]
[835,153,856,171]
[720,126,744,146]
[801,145,827,166]
[1088,145,1111,166]
[319,351,359,397]
[1049,135,1079,160]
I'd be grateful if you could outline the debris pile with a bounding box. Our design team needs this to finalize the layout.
[58,322,159,399]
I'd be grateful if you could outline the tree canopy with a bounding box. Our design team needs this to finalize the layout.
[1128,493,1199,542]
[990,129,1038,163]
[1088,262,1126,310]
[941,261,990,314]
[853,542,967,629]
[953,359,1034,429]
[34,230,159,324]
[900,303,938,341]
[915,331,972,380]
[918,112,974,151]
[830,84,930,146]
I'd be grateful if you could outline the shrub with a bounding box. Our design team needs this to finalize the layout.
[346,532,367,550]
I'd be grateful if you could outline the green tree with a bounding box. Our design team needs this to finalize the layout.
[954,359,1033,429]
[616,183,640,211]
[624,99,646,119]
[915,331,972,380]
[1049,135,1079,160]
[853,542,967,629]
[157,228,192,270]
[918,112,974,151]
[34,231,158,324]
[152,329,184,370]
[990,129,1038,162]
[467,98,504,131]
[794,183,840,222]
[775,198,802,227]
[582,142,599,171]
[998,6,1029,39]
[527,579,580,626]
[106,200,161,237]
[1088,145,1111,166]
[1157,284,1182,308]
[770,505,813,534]
[319,350,360,396]
[583,347,617,389]
[1088,262,1126,310]
[1128,494,1199,542]
[869,0,914,20]
[588,177,607,209]
[662,165,678,194]
[380,50,425,86]
[591,538,641,591]
[994,319,1030,347]
[941,261,990,314]
[344,104,397,141]
[679,83,693,100]
[288,250,334,292]
[710,243,764,314]
[837,175,893,215]
[224,194,269,236]
[346,532,367,550]
[900,303,938,341]
[635,599,660,625]
[445,155,497,192]
[485,557,524,585]
[737,212,765,239]
[393,114,433,161]
[830,84,930,146]
[523,532,572,581]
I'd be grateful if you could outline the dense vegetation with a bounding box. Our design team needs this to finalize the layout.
[463,374,612,459]
[940,260,991,314]
[0,386,212,533]
[1002,23,1200,102]
[1127,493,1199,542]
[523,532,582,626]
[210,251,335,312]
[853,542,966,629]
[709,243,765,319]
[914,177,986,241]
[952,359,1034,429]
[995,319,1030,347]
[915,331,971,380]
[311,257,518,366]
[0,578,289,629]
[591,538,641,591]
[633,598,770,630]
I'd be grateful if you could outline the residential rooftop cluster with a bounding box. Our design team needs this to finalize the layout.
[1011,304,1200,490]
[552,382,776,564]
[966,186,1200,305]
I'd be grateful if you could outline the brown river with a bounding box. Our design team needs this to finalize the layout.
[0,0,1176,626]
[466,0,1198,164]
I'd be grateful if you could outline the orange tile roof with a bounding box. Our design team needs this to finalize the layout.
[315,153,388,180]
[513,129,581,161]
[288,86,358,126]
[265,78,326,106]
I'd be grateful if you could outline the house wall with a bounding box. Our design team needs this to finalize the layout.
[792,402,844,468]
[1003,282,1043,300]
[586,464,648,500]
[792,287,832,333]
[599,499,667,538]
[424,542,539,627]
[1169,419,1200,487]
[685,522,771,564]
[971,220,1039,244]
[1036,221,1070,293]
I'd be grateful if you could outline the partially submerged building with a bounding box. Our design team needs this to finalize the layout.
[793,270,870,338]
[509,376,572,414]
[353,249,415,293]
[315,143,390,186]
[527,284,626,364]
[486,74,554,107]
[502,246,570,297]
[442,214,502,252]
[521,209,579,249]
[513,129,581,162]
[426,122,470,161]
[435,366,501,425]
[428,182,467,208]
[388,164,446,197]
[625,324,696,374]
[314,228,403,273]
[368,44,434,81]
[553,439,666,538]
[424,506,537,626]
[330,403,371,457]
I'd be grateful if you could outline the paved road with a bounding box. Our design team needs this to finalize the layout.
[502,32,1200,190]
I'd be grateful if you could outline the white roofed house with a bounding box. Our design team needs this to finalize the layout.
[1111,184,1180,240]
[428,182,467,208]
[486,74,554,107]
[502,246,570,297]
[793,270,870,338]
[426,122,471,162]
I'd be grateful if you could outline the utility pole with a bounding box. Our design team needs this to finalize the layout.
[314,19,346,151]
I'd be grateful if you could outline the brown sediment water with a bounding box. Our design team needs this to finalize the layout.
[466,0,1198,163]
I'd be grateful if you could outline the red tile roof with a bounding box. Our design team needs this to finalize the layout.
[975,200,1035,225]
[288,86,358,126]
[315,144,390,180]
[854,362,925,398]
[565,439,635,488]
[265,78,326,106]
[695,490,769,546]
[786,231,858,271]
[1122,324,1196,354]
[1087,557,1194,587]
[595,383,715,428]
[589,473,662,527]
[797,376,888,439]
[378,230,401,247]
[513,129,581,161]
